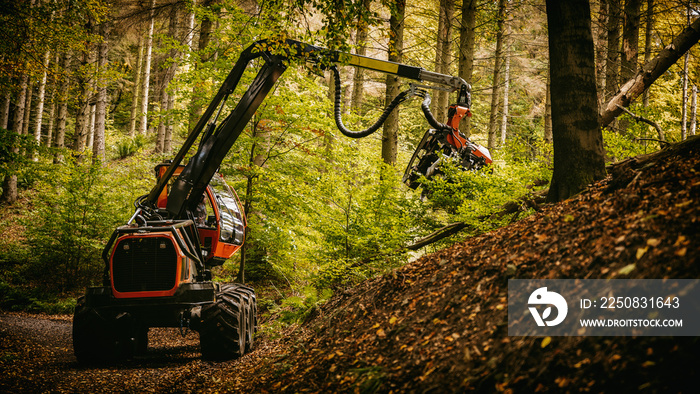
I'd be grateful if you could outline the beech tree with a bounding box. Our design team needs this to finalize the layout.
[545,0,605,202]
[432,0,454,123]
[138,0,156,136]
[457,0,476,135]
[381,0,405,165]
[488,0,506,150]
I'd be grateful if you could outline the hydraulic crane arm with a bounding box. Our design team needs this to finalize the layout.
[141,39,472,220]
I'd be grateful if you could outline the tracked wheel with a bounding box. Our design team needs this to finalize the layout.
[199,284,247,360]
[72,297,120,364]
[236,285,257,352]
[73,297,148,364]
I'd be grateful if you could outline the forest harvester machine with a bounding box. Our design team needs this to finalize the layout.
[72,39,491,363]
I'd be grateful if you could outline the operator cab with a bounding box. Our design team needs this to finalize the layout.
[154,163,246,266]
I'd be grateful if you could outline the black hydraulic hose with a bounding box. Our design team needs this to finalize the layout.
[331,66,411,138]
[417,90,450,131]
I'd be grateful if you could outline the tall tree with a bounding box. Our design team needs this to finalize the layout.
[156,5,180,154]
[33,50,51,153]
[139,0,156,136]
[595,0,609,104]
[128,34,144,137]
[488,0,506,150]
[681,8,691,140]
[545,0,605,202]
[73,47,93,152]
[381,0,405,165]
[642,0,653,107]
[53,51,71,163]
[0,92,9,129]
[22,80,34,137]
[1,74,28,204]
[457,0,476,136]
[690,85,697,137]
[620,0,641,82]
[189,0,216,133]
[93,20,110,164]
[544,72,552,144]
[604,0,621,104]
[619,0,641,132]
[500,51,510,145]
[433,0,455,123]
[350,0,372,113]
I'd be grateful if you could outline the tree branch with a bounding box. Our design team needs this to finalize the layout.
[601,17,700,127]
[616,104,666,148]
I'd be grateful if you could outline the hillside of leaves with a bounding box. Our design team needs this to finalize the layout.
[227,136,700,393]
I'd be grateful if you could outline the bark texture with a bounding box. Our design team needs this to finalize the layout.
[381,0,405,165]
[545,0,606,202]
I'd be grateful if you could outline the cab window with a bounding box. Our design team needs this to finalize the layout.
[210,176,245,245]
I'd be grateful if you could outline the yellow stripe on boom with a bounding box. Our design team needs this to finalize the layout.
[347,56,399,74]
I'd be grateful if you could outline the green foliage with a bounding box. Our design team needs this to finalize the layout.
[0,281,76,314]
[276,285,333,324]
[23,159,121,292]
[0,154,154,299]
[603,105,670,163]
[0,129,35,179]
[422,143,552,234]
[113,135,148,159]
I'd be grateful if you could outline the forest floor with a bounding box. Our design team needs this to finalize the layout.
[1,136,698,393]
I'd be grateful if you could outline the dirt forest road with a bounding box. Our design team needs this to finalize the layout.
[0,312,255,393]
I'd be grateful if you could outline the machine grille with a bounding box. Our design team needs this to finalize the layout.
[112,237,178,293]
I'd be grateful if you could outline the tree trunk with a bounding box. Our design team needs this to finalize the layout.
[33,49,51,151]
[237,117,268,283]
[129,34,144,137]
[1,74,28,204]
[544,72,552,143]
[73,47,92,152]
[183,1,196,74]
[500,52,510,145]
[618,0,641,132]
[682,50,689,140]
[433,0,454,123]
[545,0,605,203]
[604,0,621,104]
[86,103,95,151]
[1,91,10,129]
[189,2,215,133]
[93,21,109,164]
[600,17,700,128]
[45,55,59,148]
[381,0,405,165]
[156,6,179,154]
[351,0,371,114]
[621,0,641,82]
[139,0,156,136]
[691,85,697,137]
[54,51,71,163]
[458,0,476,136]
[488,0,506,150]
[595,0,608,105]
[22,80,34,137]
[643,0,654,107]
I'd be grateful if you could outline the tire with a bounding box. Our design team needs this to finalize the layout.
[73,297,146,364]
[72,297,119,364]
[236,285,257,352]
[198,284,247,360]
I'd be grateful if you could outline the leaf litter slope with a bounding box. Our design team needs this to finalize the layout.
[241,136,700,393]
